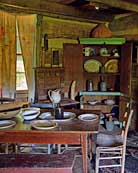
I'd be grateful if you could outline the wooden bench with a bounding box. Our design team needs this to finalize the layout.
[0,152,76,173]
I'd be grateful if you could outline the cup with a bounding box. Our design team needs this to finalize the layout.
[83,47,91,56]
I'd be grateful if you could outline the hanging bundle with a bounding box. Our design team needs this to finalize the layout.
[90,23,112,38]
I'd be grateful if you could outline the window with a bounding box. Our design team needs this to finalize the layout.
[16,24,28,91]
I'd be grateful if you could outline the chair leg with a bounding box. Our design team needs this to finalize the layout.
[96,149,100,173]
[121,150,126,173]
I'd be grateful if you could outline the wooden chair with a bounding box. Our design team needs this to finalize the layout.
[95,107,133,173]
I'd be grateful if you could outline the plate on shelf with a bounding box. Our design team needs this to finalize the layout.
[39,112,76,122]
[30,120,58,130]
[104,59,119,73]
[78,114,98,121]
[84,59,102,73]
[0,120,16,129]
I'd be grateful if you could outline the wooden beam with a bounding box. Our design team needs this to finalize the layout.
[88,0,138,12]
[109,14,138,35]
[0,0,114,23]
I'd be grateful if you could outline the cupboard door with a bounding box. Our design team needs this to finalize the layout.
[63,43,84,94]
[120,42,132,96]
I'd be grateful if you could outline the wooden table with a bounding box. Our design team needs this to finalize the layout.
[0,109,100,173]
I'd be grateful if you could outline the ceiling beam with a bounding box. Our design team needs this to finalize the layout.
[88,0,138,12]
[0,0,114,23]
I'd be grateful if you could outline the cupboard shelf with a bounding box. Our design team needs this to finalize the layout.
[79,91,128,97]
[83,72,120,76]
[79,38,126,45]
[83,56,120,59]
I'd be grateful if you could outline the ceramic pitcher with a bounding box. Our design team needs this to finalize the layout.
[48,89,61,104]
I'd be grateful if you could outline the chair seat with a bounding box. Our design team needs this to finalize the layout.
[96,133,123,147]
[96,125,123,147]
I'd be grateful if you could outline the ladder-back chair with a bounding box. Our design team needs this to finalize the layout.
[95,104,133,173]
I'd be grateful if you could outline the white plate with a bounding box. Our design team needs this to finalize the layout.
[39,112,76,121]
[31,120,58,130]
[78,114,98,121]
[0,109,21,119]
[21,107,40,116]
[0,120,16,129]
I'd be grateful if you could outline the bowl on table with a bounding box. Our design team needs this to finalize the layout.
[21,107,40,121]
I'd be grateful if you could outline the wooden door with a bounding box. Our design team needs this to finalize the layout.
[120,42,132,96]
[119,42,132,120]
[63,43,84,96]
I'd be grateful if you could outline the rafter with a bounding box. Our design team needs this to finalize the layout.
[88,0,138,12]
[0,0,114,23]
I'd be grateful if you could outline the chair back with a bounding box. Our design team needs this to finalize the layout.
[121,106,133,147]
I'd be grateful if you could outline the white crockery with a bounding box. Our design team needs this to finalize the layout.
[78,114,98,121]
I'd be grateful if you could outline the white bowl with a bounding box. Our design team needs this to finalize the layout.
[21,107,40,121]
[88,100,99,105]
[21,107,40,116]
[104,99,115,105]
[23,112,40,121]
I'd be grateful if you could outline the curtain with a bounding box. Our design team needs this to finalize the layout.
[17,15,37,102]
[0,10,16,98]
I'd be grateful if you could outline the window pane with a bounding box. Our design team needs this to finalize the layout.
[16,55,25,72]
[16,22,22,54]
[16,22,28,91]
[16,36,22,54]
[16,73,28,90]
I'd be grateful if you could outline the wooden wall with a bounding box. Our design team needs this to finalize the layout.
[37,16,97,67]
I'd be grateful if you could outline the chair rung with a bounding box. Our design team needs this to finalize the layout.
[98,148,122,151]
[99,164,121,168]
[100,151,121,154]
[99,156,122,160]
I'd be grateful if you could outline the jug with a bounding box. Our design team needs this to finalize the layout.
[86,80,93,91]
[48,89,61,104]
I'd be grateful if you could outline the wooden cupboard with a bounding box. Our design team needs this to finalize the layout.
[63,39,132,120]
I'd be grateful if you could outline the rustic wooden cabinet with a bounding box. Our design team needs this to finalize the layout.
[63,39,132,120]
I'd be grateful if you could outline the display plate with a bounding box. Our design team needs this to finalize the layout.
[104,59,119,73]
[78,114,98,121]
[31,120,58,130]
[84,59,102,73]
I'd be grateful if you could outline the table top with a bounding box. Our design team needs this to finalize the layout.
[0,109,100,134]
